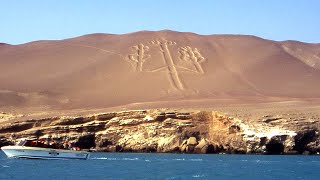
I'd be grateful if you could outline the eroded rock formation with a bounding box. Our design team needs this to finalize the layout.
[0,110,319,154]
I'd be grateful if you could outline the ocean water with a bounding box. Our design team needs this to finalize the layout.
[1,151,320,180]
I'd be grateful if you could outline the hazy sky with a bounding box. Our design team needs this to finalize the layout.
[1,0,319,44]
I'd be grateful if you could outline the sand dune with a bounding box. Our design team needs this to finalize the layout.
[0,30,319,111]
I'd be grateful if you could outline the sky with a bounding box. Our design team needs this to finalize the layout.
[0,0,319,44]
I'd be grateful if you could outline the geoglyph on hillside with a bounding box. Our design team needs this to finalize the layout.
[127,39,206,90]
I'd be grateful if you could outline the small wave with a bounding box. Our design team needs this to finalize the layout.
[165,176,178,180]
[173,158,185,161]
[172,158,202,162]
[91,157,139,161]
[1,165,10,168]
[192,174,205,178]
[241,160,248,162]
[122,158,139,161]
[190,159,203,161]
[91,157,118,160]
[254,160,272,163]
[254,160,280,163]
[145,159,151,162]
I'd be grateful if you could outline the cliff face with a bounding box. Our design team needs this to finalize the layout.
[1,109,319,154]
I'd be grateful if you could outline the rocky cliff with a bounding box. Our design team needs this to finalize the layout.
[1,109,319,154]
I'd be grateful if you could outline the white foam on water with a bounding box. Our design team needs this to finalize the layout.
[254,160,280,163]
[190,159,203,161]
[90,157,118,160]
[91,157,139,161]
[172,158,203,162]
[192,174,205,178]
[173,158,185,161]
[1,165,10,168]
[165,176,177,180]
[122,157,139,161]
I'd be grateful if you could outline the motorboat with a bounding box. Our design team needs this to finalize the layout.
[1,139,90,160]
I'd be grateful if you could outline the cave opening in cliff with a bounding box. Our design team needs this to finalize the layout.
[294,129,317,153]
[266,141,284,154]
[75,134,96,149]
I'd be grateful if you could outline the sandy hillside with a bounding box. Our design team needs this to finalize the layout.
[0,30,320,113]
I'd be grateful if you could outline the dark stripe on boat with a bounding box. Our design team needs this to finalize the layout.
[11,155,88,160]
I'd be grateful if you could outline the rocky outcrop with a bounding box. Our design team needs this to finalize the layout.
[0,136,14,147]
[0,110,319,154]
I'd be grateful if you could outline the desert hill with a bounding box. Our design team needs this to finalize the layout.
[0,30,320,112]
[1,31,320,154]
[0,43,10,48]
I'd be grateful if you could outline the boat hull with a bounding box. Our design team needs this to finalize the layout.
[1,146,90,160]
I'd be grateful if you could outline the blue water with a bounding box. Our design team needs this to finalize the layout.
[1,151,320,180]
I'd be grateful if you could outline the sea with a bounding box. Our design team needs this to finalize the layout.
[1,151,320,180]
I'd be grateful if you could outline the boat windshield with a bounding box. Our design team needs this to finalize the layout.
[17,139,35,146]
[16,139,81,151]
[17,140,27,146]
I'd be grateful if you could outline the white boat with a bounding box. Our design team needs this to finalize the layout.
[1,139,90,160]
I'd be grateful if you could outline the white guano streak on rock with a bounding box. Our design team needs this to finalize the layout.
[234,118,297,140]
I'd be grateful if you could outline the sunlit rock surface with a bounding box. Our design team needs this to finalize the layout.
[1,109,319,154]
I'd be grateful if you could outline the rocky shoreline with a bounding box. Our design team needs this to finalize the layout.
[1,110,319,155]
